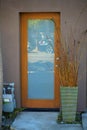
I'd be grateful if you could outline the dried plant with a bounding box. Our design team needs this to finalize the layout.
[56,24,87,87]
[58,36,80,86]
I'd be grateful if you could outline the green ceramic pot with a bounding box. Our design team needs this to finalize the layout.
[60,86,78,122]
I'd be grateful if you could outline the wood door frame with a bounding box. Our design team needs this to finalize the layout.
[20,12,60,108]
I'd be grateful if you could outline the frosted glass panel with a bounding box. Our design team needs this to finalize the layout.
[27,20,54,99]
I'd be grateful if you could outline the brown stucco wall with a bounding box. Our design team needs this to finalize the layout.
[0,32,3,127]
[0,0,87,111]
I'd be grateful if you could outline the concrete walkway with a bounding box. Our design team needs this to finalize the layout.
[10,112,83,130]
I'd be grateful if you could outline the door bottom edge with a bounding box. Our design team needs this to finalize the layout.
[22,108,60,112]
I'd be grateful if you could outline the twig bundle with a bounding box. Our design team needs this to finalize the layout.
[58,38,80,86]
[58,28,87,87]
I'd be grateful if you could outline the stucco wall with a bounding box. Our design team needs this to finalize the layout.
[0,32,3,127]
[0,0,87,111]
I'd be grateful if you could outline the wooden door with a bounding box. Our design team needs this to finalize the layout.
[20,13,60,108]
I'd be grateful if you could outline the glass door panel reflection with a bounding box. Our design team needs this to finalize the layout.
[28,20,54,99]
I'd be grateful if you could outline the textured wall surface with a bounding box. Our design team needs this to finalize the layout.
[0,0,87,111]
[0,32,3,127]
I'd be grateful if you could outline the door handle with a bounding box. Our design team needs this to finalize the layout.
[56,57,59,61]
[55,65,58,67]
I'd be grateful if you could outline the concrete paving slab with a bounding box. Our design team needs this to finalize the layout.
[59,124,83,130]
[11,112,83,130]
[82,113,87,130]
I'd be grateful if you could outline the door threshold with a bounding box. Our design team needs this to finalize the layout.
[23,108,60,112]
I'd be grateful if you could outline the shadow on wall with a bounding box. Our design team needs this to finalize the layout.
[0,34,3,128]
